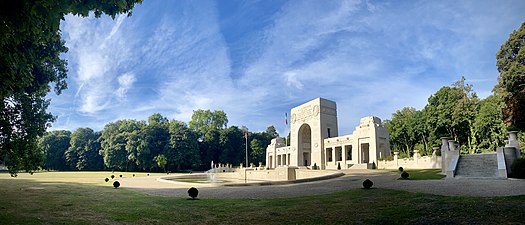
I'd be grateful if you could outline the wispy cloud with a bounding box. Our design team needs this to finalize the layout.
[62,13,135,114]
[49,0,525,134]
[116,73,136,99]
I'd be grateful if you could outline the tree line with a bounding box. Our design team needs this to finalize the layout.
[385,77,516,157]
[386,22,525,158]
[38,110,278,172]
[1,0,524,175]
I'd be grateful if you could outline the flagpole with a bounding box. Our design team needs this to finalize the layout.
[285,112,288,146]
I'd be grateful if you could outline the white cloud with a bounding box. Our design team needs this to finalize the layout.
[61,13,133,114]
[116,73,136,99]
[50,0,525,134]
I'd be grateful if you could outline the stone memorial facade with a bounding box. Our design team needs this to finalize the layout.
[266,98,391,170]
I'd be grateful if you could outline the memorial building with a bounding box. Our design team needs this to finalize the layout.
[266,98,390,170]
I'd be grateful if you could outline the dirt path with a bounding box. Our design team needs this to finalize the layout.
[122,170,525,198]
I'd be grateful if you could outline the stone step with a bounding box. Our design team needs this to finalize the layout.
[454,153,498,178]
[347,164,368,170]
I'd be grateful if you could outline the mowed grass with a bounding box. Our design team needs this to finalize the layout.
[1,171,524,224]
[387,169,446,180]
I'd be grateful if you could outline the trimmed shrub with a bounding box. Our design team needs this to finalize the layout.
[113,181,120,188]
[363,179,373,189]
[105,178,109,182]
[313,163,318,170]
[401,171,409,179]
[119,174,123,178]
[111,174,115,179]
[147,174,150,176]
[398,167,404,172]
[188,187,199,200]
[511,158,525,179]
[337,162,341,170]
[133,174,135,177]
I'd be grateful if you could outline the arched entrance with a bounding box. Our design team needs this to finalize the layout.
[298,124,312,166]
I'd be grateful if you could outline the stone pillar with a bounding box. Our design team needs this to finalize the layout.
[394,151,399,167]
[332,148,336,165]
[341,145,346,163]
[432,147,440,157]
[508,131,521,158]
[504,147,517,174]
[448,140,456,152]
[414,150,419,165]
[441,137,449,173]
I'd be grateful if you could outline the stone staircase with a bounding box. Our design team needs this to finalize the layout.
[454,153,499,178]
[347,163,369,170]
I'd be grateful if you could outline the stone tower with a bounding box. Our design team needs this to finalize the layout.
[289,98,338,169]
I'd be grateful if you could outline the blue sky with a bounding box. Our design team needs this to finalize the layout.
[50,0,525,135]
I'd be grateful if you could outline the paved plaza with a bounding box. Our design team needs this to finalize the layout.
[122,170,525,199]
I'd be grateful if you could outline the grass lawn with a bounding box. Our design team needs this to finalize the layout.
[387,169,446,180]
[1,171,524,224]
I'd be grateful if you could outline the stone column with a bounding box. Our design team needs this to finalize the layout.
[333,148,336,165]
[394,151,399,167]
[432,147,440,157]
[341,145,346,163]
[448,140,456,152]
[414,150,419,165]
[504,147,517,174]
[441,137,449,173]
[508,131,521,158]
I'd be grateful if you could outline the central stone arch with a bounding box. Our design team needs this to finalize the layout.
[298,124,312,166]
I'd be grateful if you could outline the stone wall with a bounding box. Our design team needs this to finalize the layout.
[377,150,442,169]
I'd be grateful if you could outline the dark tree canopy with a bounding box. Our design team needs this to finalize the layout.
[39,130,71,171]
[497,22,525,131]
[0,0,142,175]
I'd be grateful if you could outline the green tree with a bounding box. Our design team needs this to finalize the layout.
[138,114,169,171]
[0,0,142,175]
[189,110,228,167]
[423,77,479,153]
[189,110,228,135]
[154,154,167,173]
[248,125,279,164]
[496,22,525,131]
[38,130,71,171]
[65,128,103,170]
[219,126,245,165]
[473,95,506,152]
[250,139,265,165]
[265,125,279,138]
[99,120,143,171]
[386,107,419,157]
[168,120,201,171]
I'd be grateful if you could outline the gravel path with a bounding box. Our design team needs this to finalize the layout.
[122,170,525,198]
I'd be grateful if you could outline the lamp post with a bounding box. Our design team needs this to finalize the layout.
[243,128,249,183]
[245,131,248,168]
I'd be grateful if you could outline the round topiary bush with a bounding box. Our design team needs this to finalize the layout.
[398,167,404,172]
[111,174,115,179]
[401,171,409,179]
[511,158,525,179]
[147,174,150,176]
[119,174,123,178]
[105,178,109,182]
[133,174,135,177]
[113,181,120,188]
[188,187,199,200]
[363,179,373,189]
